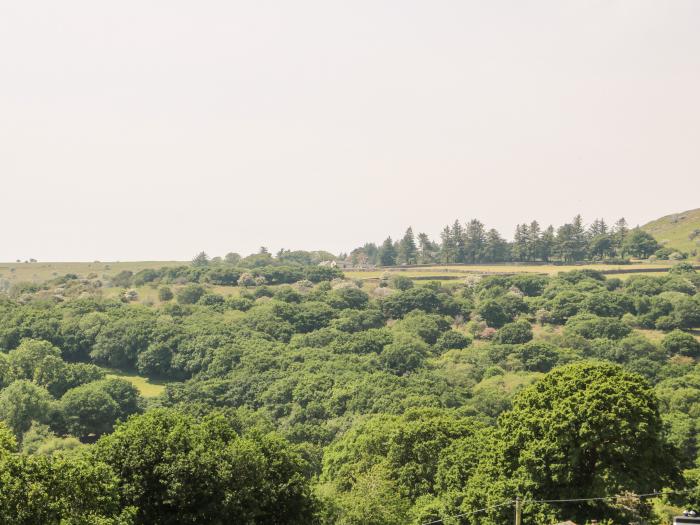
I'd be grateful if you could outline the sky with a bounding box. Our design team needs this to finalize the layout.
[1,0,699,261]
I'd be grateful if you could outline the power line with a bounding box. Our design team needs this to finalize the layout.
[419,487,700,525]
[527,495,620,504]
[420,500,514,525]
[525,487,700,504]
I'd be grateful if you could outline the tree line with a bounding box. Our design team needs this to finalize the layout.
[349,215,673,266]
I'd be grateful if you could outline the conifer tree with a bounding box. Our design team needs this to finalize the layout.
[612,218,629,255]
[528,221,542,261]
[417,233,435,263]
[513,224,530,262]
[541,225,555,262]
[398,228,418,265]
[451,220,466,263]
[440,226,456,263]
[464,220,486,263]
[192,252,209,267]
[379,237,397,266]
[484,229,508,262]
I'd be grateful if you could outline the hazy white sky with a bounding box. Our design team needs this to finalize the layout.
[1,1,699,261]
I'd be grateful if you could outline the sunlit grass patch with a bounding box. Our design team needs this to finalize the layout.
[103,368,172,398]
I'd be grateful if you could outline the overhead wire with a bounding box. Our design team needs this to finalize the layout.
[420,500,514,525]
[525,487,700,504]
[420,487,700,525]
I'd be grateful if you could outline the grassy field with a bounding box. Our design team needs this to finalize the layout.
[100,283,243,303]
[1,260,686,300]
[642,207,700,254]
[344,261,680,282]
[103,368,171,398]
[637,328,700,343]
[0,261,185,284]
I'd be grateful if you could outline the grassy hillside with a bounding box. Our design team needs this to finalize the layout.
[344,261,679,283]
[0,260,684,304]
[0,260,184,284]
[642,207,700,255]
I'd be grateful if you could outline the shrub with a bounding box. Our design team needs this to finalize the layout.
[669,262,697,275]
[176,284,206,305]
[475,300,512,328]
[581,291,633,318]
[546,291,586,324]
[304,266,343,283]
[435,330,472,351]
[654,247,675,260]
[326,287,370,310]
[206,267,241,285]
[393,311,450,344]
[331,328,393,355]
[565,314,631,340]
[111,270,133,288]
[121,289,138,302]
[198,293,225,307]
[656,315,680,331]
[221,296,252,312]
[614,334,665,364]
[381,288,443,319]
[510,274,549,296]
[390,275,414,291]
[513,341,559,372]
[674,296,700,329]
[661,330,700,358]
[132,269,160,286]
[494,320,533,345]
[238,272,256,287]
[158,286,174,302]
[380,333,428,375]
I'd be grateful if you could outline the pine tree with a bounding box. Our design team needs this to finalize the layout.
[541,225,555,262]
[365,243,379,265]
[528,221,542,261]
[379,237,397,266]
[440,226,456,263]
[417,233,435,263]
[192,252,209,267]
[397,227,417,265]
[484,229,508,262]
[464,220,486,263]
[451,220,466,263]
[571,214,588,261]
[612,218,629,255]
[556,216,588,263]
[589,234,613,259]
[513,224,530,262]
[588,218,608,237]
[556,223,576,263]
[588,219,611,259]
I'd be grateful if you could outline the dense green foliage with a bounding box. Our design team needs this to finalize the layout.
[93,409,315,524]
[0,260,699,523]
[463,362,678,524]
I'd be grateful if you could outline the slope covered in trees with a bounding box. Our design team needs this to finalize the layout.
[0,257,699,523]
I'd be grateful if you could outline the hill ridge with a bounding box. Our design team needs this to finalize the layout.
[642,207,700,255]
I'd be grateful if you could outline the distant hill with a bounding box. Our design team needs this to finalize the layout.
[642,208,700,255]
